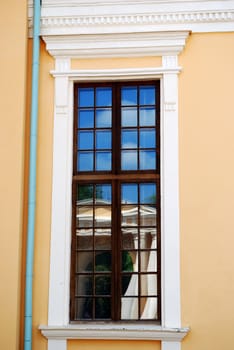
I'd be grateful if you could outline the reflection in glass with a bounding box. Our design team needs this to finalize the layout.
[95,184,112,202]
[121,150,137,170]
[76,252,93,272]
[95,297,111,319]
[122,130,137,149]
[140,183,156,204]
[121,107,137,127]
[95,206,111,227]
[78,131,94,150]
[121,184,138,204]
[121,205,138,226]
[121,87,137,105]
[96,87,112,106]
[76,206,93,227]
[95,252,111,271]
[121,297,138,319]
[139,229,157,249]
[96,151,112,171]
[139,107,155,126]
[140,205,156,226]
[139,150,156,170]
[140,252,157,272]
[77,151,94,171]
[122,230,136,250]
[78,109,94,128]
[139,86,155,105]
[140,297,157,319]
[76,275,93,295]
[77,184,93,201]
[76,229,93,250]
[78,88,94,107]
[122,251,135,272]
[140,129,156,148]
[96,130,111,149]
[95,275,111,295]
[96,109,112,128]
[75,298,92,319]
[140,275,157,295]
[94,229,111,250]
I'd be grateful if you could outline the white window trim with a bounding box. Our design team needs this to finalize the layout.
[40,31,190,350]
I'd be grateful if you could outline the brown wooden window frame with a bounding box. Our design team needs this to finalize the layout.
[70,81,161,323]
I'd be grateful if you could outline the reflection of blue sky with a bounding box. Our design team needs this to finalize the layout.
[121,87,137,105]
[139,86,155,105]
[96,184,112,201]
[121,150,137,170]
[121,183,156,203]
[96,109,112,128]
[96,131,111,149]
[121,184,138,203]
[122,130,137,149]
[140,129,156,148]
[139,107,155,126]
[78,88,94,107]
[78,109,94,128]
[96,152,112,171]
[78,152,93,171]
[78,131,94,150]
[96,88,112,107]
[121,107,137,127]
[140,151,156,170]
[140,184,156,203]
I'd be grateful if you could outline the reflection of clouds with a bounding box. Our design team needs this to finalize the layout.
[96,109,111,127]
[122,142,137,149]
[96,152,111,170]
[140,151,156,169]
[122,151,137,169]
[140,108,155,126]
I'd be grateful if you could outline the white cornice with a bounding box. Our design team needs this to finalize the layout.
[39,325,190,341]
[28,0,234,36]
[43,31,189,59]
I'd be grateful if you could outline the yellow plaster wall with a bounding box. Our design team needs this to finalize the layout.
[0,1,27,350]
[32,33,234,350]
[179,33,234,350]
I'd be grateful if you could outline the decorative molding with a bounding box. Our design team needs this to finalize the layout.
[40,325,190,341]
[28,0,234,36]
[43,31,189,58]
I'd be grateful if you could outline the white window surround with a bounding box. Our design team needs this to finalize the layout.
[39,31,190,350]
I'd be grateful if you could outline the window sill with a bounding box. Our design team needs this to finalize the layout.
[39,324,190,341]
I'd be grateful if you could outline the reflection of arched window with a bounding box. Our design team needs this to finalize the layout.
[70,82,160,321]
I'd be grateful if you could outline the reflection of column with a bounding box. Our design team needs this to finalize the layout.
[121,233,138,319]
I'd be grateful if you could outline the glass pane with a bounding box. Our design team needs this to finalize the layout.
[121,130,137,149]
[139,86,155,105]
[78,131,94,150]
[78,109,94,128]
[122,251,137,272]
[139,150,156,170]
[77,151,94,171]
[96,131,111,149]
[96,87,112,107]
[139,229,157,249]
[140,183,156,204]
[121,87,137,105]
[121,184,138,204]
[76,206,93,227]
[121,150,137,170]
[139,107,155,126]
[95,184,112,203]
[140,275,157,295]
[122,230,137,250]
[95,228,111,250]
[121,205,138,227]
[76,252,93,272]
[96,109,112,128]
[95,252,111,271]
[95,297,111,319]
[75,298,92,319]
[140,205,156,226]
[122,274,138,296]
[121,297,138,319]
[95,275,111,295]
[140,297,157,319]
[76,229,93,250]
[121,107,137,127]
[139,129,156,148]
[78,88,94,107]
[140,251,157,272]
[96,152,112,171]
[95,206,111,227]
[77,184,93,201]
[76,275,93,295]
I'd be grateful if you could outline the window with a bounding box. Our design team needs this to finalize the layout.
[70,81,160,322]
